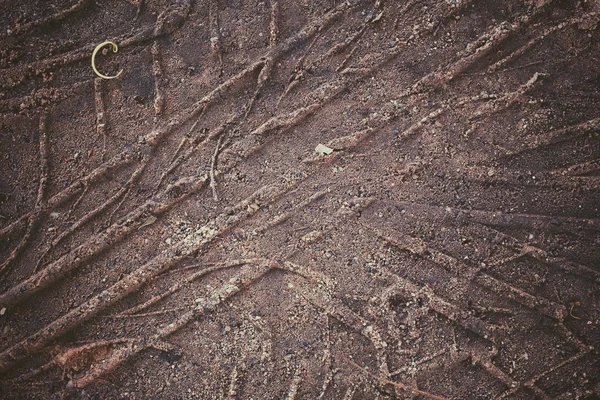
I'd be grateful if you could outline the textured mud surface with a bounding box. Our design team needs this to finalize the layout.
[1,0,600,399]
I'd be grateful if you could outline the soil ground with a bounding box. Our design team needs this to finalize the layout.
[1,0,600,399]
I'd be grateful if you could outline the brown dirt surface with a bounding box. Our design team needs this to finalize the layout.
[1,0,600,399]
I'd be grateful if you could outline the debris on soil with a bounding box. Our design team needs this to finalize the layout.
[91,41,123,79]
[139,215,158,230]
[315,143,334,155]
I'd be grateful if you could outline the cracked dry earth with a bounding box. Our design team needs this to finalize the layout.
[1,0,600,399]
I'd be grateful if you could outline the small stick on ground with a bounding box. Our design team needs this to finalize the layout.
[347,358,448,400]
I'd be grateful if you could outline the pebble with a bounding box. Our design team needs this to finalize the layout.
[165,238,172,245]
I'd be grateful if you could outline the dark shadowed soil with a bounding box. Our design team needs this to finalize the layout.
[1,0,599,399]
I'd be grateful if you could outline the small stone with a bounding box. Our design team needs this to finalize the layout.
[392,128,400,136]
[0,307,6,315]
[165,238,172,245]
[225,326,231,332]
[315,143,334,155]
[389,40,397,47]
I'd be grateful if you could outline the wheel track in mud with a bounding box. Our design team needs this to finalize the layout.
[0,0,599,398]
